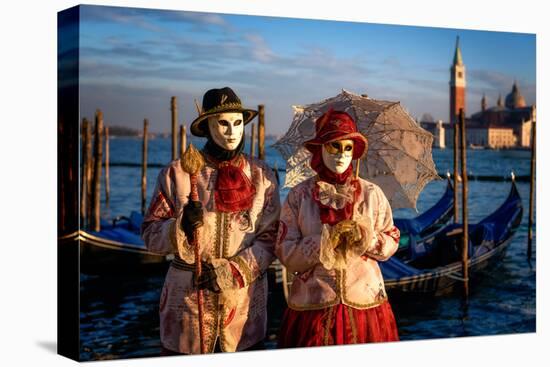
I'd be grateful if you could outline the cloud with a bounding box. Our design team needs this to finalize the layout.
[81,6,163,32]
[153,10,231,30]
[469,69,514,90]
[80,23,456,130]
[468,69,536,106]
[77,8,536,134]
[80,29,373,87]
[382,56,401,68]
[243,33,276,62]
[78,30,398,134]
[80,82,197,133]
[81,6,232,34]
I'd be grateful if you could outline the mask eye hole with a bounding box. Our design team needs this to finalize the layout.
[233,120,243,126]
[344,145,353,152]
[331,142,340,150]
[218,120,229,127]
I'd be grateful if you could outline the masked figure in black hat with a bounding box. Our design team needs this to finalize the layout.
[142,87,280,354]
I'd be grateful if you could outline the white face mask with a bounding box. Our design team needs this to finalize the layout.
[207,112,244,151]
[321,139,354,174]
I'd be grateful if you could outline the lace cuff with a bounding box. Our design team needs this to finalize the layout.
[170,214,214,263]
[211,258,242,309]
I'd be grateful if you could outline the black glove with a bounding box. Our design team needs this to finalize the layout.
[181,200,204,241]
[196,262,220,293]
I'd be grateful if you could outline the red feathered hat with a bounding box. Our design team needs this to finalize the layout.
[304,109,368,160]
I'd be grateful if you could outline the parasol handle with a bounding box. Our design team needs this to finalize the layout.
[355,158,361,179]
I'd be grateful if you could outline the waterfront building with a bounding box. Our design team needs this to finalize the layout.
[467,82,534,148]
[420,119,446,148]
[446,37,535,149]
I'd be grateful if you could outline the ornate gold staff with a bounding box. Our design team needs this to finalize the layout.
[180,143,207,354]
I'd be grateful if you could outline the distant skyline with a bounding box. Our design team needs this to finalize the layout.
[78,5,536,135]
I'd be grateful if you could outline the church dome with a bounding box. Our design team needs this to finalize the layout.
[505,81,527,109]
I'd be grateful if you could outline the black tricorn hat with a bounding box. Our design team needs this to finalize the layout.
[190,87,258,137]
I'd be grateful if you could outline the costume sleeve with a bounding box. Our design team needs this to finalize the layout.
[141,165,195,262]
[275,187,328,274]
[362,186,400,262]
[215,165,281,290]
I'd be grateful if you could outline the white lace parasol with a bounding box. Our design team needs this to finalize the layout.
[272,89,440,209]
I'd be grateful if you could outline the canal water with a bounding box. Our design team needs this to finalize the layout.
[79,137,536,361]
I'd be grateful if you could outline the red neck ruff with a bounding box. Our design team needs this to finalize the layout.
[206,154,256,213]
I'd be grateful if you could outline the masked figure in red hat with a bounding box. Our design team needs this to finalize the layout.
[141,87,280,354]
[276,109,400,347]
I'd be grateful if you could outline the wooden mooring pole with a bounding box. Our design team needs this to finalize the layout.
[142,119,149,215]
[527,114,536,261]
[459,108,469,298]
[453,117,460,223]
[85,121,93,225]
[104,126,110,207]
[258,105,265,160]
[180,124,187,158]
[80,118,90,227]
[171,97,178,161]
[91,110,104,232]
[250,122,256,158]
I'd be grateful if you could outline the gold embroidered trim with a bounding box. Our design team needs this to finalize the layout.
[287,299,340,311]
[347,306,358,344]
[203,102,243,115]
[222,212,230,258]
[324,307,334,346]
[231,256,253,286]
[336,269,340,299]
[215,212,222,258]
[213,212,228,352]
[208,293,220,353]
[287,270,341,311]
[218,293,226,352]
[288,268,386,311]
[341,269,386,309]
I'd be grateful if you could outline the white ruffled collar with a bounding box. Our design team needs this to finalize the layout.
[316,180,357,210]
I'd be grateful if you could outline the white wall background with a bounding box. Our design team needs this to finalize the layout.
[0,1,547,366]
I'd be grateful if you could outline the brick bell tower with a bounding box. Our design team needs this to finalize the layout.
[450,36,466,125]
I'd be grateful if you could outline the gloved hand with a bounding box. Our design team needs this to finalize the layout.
[181,200,204,242]
[196,262,221,293]
[330,219,363,250]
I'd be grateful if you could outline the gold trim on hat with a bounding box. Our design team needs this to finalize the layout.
[202,102,243,116]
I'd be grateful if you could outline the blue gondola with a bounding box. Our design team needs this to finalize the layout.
[76,212,171,274]
[381,178,523,296]
[394,177,454,259]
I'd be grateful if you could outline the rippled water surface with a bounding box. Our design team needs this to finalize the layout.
[79,137,536,361]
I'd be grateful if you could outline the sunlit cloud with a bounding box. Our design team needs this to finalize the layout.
[78,5,536,134]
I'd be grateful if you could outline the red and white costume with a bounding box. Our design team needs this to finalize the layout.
[142,154,280,353]
[275,110,400,347]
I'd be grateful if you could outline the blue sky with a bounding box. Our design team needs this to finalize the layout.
[78,5,536,135]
